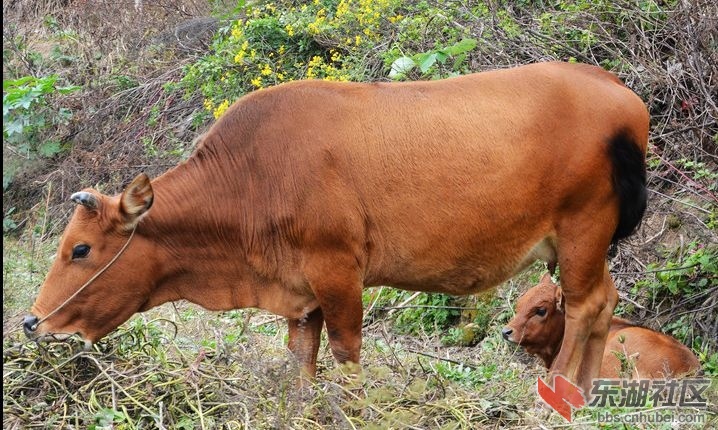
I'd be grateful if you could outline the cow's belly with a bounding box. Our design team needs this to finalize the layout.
[365,236,556,294]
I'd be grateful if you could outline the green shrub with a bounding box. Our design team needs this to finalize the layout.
[633,242,717,300]
[3,75,79,190]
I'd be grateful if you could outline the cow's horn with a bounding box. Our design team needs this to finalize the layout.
[70,192,98,210]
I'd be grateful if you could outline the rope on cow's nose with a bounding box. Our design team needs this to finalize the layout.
[31,225,138,332]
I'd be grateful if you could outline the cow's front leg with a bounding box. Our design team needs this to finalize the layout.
[303,252,364,368]
[287,307,324,377]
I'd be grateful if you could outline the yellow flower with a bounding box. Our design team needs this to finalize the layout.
[203,99,215,112]
[308,16,326,34]
[261,64,273,76]
[251,77,263,88]
[276,72,285,81]
[278,45,286,55]
[234,40,249,64]
[355,35,362,45]
[309,56,323,67]
[231,26,243,40]
[336,0,349,17]
[285,24,294,36]
[213,100,230,119]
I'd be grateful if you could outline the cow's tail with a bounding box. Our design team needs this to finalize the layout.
[608,129,647,244]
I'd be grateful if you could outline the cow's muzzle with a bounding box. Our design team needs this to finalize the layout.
[23,314,39,338]
[501,326,514,342]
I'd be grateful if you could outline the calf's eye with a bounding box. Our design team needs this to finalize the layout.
[72,244,91,259]
[536,307,547,317]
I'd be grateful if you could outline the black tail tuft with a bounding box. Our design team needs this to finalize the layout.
[609,129,647,243]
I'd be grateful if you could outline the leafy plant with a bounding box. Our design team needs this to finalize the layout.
[3,75,80,189]
[3,207,18,233]
[88,408,126,430]
[632,242,717,300]
[393,293,461,335]
[387,38,477,80]
[433,361,488,387]
[698,348,718,376]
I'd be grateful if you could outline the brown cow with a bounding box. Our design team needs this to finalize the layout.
[503,274,701,378]
[24,62,649,391]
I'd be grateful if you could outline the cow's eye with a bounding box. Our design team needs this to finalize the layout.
[72,244,91,259]
[536,307,547,317]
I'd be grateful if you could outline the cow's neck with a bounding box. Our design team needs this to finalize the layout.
[136,155,264,312]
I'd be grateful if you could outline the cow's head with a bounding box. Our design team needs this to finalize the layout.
[24,173,155,345]
[502,273,565,366]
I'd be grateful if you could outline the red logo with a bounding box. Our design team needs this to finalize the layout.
[537,375,586,422]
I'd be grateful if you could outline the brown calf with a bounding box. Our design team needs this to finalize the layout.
[504,274,701,378]
[24,62,648,390]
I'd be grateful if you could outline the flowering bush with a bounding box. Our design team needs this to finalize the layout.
[180,0,477,120]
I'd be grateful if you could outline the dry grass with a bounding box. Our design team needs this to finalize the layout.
[3,298,539,429]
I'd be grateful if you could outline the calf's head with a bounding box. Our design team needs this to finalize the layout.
[502,273,565,367]
[24,174,155,345]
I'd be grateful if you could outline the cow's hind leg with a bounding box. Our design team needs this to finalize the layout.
[302,252,364,369]
[578,264,618,387]
[287,307,324,378]
[551,226,616,393]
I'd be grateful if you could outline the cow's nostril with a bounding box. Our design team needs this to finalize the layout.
[501,327,513,340]
[23,315,39,335]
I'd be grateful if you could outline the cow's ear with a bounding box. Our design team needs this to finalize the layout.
[120,173,153,226]
[540,273,553,285]
[554,286,565,313]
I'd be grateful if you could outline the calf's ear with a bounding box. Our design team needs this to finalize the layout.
[554,286,565,313]
[120,173,154,227]
[540,273,553,284]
